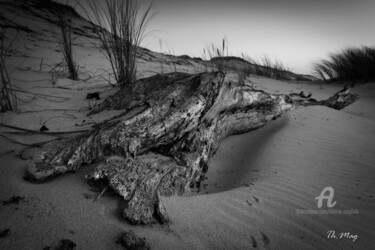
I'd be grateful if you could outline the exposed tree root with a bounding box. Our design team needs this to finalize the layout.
[23,72,358,224]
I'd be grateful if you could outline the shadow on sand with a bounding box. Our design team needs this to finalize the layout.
[201,114,289,194]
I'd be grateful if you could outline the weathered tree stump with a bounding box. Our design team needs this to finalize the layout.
[24,72,358,224]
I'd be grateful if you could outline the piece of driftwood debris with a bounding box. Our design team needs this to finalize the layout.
[116,231,150,250]
[40,125,49,132]
[24,72,359,224]
[55,239,76,250]
[2,196,25,206]
[86,92,100,100]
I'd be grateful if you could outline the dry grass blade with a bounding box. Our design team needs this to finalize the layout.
[93,186,108,202]
[57,5,79,80]
[0,26,18,112]
[204,36,229,73]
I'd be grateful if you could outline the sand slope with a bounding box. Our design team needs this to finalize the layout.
[1,80,374,249]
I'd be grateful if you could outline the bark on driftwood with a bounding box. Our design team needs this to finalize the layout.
[24,72,358,224]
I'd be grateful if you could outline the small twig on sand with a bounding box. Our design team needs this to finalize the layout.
[93,186,108,203]
[42,115,77,126]
[17,108,79,114]
[74,122,96,127]
[0,123,89,135]
[39,57,43,71]
[12,89,70,101]
[0,133,32,146]
[0,133,62,147]
[46,61,63,72]
[0,149,15,156]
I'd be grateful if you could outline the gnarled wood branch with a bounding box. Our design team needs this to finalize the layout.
[24,72,358,224]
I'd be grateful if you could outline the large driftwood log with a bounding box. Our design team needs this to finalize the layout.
[24,72,358,224]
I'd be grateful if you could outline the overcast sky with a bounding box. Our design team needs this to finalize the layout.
[140,0,375,74]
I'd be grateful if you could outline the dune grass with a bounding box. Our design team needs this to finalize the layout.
[79,0,154,87]
[202,38,290,80]
[56,2,78,80]
[0,27,17,112]
[203,37,229,73]
[240,53,290,80]
[313,46,375,83]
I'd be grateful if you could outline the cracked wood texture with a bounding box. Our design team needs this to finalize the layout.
[24,72,358,224]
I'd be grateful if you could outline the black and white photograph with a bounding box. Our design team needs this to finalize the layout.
[0,0,374,249]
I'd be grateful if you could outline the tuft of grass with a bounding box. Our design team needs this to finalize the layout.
[313,46,375,83]
[0,27,17,112]
[203,36,229,73]
[79,0,154,87]
[240,53,290,80]
[271,58,289,80]
[56,0,78,80]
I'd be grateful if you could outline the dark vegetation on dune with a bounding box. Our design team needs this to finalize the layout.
[313,46,375,84]
[202,37,308,82]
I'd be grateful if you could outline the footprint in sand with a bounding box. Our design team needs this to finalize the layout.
[252,196,260,203]
[250,232,270,248]
[1,195,56,218]
[251,236,257,248]
[260,231,271,246]
[0,229,10,239]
